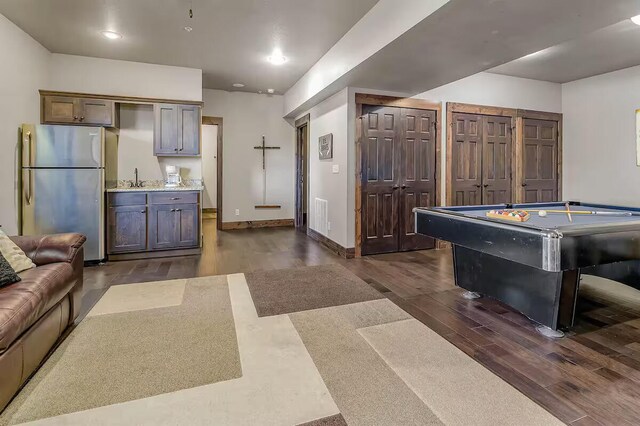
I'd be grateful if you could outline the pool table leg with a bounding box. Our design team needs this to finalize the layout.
[535,325,565,338]
[462,291,481,300]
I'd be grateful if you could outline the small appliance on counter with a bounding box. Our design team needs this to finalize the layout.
[165,165,182,187]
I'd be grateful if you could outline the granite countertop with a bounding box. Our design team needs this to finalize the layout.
[106,179,204,193]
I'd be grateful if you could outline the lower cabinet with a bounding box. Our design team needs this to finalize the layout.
[108,205,148,253]
[148,204,199,250]
[107,191,200,257]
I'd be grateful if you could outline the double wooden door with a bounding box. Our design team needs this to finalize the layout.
[451,113,512,205]
[361,105,437,255]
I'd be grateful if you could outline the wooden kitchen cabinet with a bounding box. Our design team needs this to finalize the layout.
[107,191,200,259]
[107,205,148,253]
[153,103,201,156]
[42,95,115,126]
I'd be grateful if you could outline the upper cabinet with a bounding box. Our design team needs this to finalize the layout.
[42,95,116,127]
[154,103,201,156]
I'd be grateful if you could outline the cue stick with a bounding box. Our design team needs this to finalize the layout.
[565,203,573,222]
[525,209,640,216]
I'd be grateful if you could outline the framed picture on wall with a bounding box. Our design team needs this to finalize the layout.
[319,133,333,160]
[636,109,640,166]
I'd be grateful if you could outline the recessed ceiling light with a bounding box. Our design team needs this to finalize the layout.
[232,83,245,88]
[184,26,193,32]
[631,15,640,26]
[267,48,288,65]
[101,30,122,40]
[267,89,275,94]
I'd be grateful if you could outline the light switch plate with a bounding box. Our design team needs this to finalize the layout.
[332,164,339,174]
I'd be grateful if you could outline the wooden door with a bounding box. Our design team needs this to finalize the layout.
[79,98,114,126]
[451,113,483,205]
[361,105,401,255]
[154,104,179,155]
[399,108,436,251]
[522,118,559,202]
[176,204,199,247]
[178,105,201,155]
[148,204,177,250]
[107,205,147,253]
[42,96,79,124]
[483,116,512,204]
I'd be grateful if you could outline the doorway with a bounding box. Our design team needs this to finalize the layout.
[295,114,310,231]
[202,116,223,230]
[355,95,442,256]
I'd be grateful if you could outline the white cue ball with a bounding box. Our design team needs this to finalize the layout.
[538,210,548,217]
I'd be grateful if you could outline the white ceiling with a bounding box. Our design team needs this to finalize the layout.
[0,0,378,94]
[489,18,640,83]
[287,0,640,117]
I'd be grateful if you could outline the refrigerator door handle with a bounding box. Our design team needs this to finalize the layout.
[25,169,33,205]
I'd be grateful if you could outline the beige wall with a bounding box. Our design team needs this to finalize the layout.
[562,65,640,206]
[0,14,50,235]
[202,89,295,223]
[117,104,202,184]
[48,54,202,101]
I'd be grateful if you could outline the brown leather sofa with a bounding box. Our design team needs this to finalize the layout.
[0,233,85,411]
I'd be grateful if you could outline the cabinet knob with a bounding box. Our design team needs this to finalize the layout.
[170,209,176,212]
[140,210,146,213]
[73,116,78,120]
[80,116,85,121]
[483,184,489,188]
[175,148,179,151]
[170,197,180,200]
[176,208,182,212]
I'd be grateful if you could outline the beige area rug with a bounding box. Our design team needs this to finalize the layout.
[0,277,241,425]
[244,264,383,317]
[1,266,564,425]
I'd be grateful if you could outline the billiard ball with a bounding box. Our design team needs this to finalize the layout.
[538,210,547,217]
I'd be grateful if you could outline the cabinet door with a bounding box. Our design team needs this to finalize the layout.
[177,105,201,155]
[175,204,199,247]
[79,98,114,126]
[148,204,177,250]
[43,96,80,124]
[154,104,179,155]
[108,206,147,253]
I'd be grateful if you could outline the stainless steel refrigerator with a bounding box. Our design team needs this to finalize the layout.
[20,124,105,261]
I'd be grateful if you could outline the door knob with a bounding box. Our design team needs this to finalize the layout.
[521,183,528,187]
[474,184,482,188]
[401,184,409,189]
[483,184,489,188]
[392,185,399,190]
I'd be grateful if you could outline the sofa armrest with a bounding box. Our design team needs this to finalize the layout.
[9,233,87,266]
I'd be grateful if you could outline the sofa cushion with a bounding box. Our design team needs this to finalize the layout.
[0,253,21,288]
[0,263,74,352]
[0,230,35,273]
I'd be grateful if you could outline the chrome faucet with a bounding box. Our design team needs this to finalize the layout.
[130,168,144,188]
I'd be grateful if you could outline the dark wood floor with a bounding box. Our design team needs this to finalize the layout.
[83,219,640,425]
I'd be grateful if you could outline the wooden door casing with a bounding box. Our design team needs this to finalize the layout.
[451,113,483,205]
[399,108,437,251]
[483,116,512,204]
[361,105,401,255]
[522,118,559,203]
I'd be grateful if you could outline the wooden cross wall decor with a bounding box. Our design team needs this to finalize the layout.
[253,135,282,209]
[254,135,280,169]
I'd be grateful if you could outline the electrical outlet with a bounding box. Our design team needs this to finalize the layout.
[235,209,240,216]
[327,222,331,231]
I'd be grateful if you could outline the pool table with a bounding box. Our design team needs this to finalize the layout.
[413,202,640,336]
